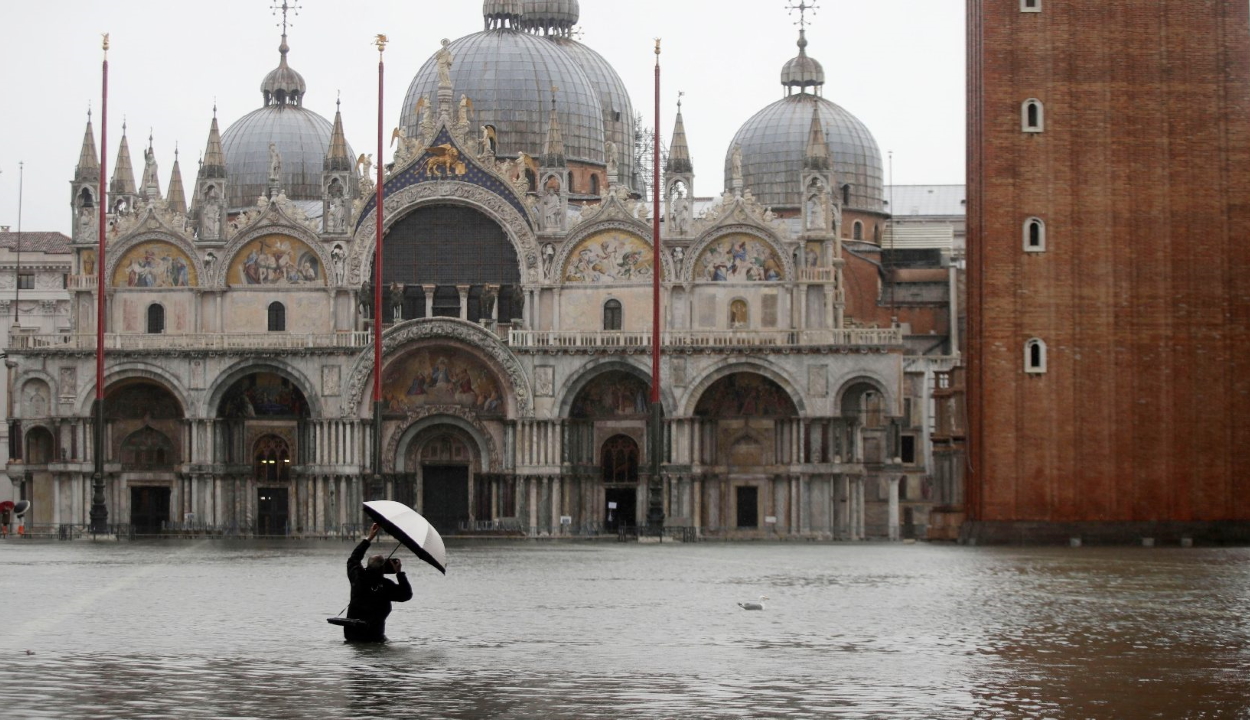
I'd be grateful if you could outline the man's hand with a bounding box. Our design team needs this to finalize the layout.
[367,523,380,541]
[391,558,402,573]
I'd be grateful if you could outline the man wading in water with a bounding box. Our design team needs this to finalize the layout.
[344,523,414,642]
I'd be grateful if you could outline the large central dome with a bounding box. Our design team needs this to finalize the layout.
[401,29,606,166]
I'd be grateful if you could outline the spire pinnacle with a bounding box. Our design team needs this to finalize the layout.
[167,148,188,215]
[200,111,226,179]
[76,112,100,179]
[110,129,137,197]
[541,86,567,168]
[787,1,818,30]
[803,104,830,172]
[665,93,693,175]
[324,100,352,172]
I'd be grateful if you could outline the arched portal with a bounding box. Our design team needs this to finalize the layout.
[217,372,310,535]
[253,434,292,536]
[374,205,523,323]
[402,425,480,534]
[694,372,798,467]
[105,379,184,534]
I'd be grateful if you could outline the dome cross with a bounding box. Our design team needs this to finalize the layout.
[787,1,818,30]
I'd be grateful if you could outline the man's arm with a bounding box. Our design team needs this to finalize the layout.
[390,571,414,602]
[346,523,380,582]
[347,539,370,583]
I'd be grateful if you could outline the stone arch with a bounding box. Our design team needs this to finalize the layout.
[103,230,205,288]
[344,317,532,419]
[388,410,499,474]
[204,359,323,420]
[553,219,672,285]
[556,357,677,419]
[75,363,191,418]
[833,373,895,416]
[687,225,791,284]
[24,425,56,464]
[348,182,541,288]
[15,374,54,420]
[681,360,806,417]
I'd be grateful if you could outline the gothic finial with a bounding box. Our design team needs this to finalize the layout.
[787,0,819,30]
[272,0,300,35]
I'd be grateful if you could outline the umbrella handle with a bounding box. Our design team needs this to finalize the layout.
[386,542,402,561]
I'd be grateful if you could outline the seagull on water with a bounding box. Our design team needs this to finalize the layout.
[738,595,768,611]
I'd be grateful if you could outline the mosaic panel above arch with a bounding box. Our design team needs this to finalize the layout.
[111,241,197,288]
[693,232,784,283]
[563,229,653,283]
[382,345,506,418]
[227,233,325,287]
[694,372,798,418]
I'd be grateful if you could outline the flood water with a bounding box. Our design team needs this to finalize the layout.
[1,539,1248,719]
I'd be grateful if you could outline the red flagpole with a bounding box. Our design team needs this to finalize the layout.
[90,34,110,533]
[372,35,387,479]
[651,40,662,405]
[646,39,665,529]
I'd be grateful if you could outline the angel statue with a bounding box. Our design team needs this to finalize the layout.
[356,153,374,180]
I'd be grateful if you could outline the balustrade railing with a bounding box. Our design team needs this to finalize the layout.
[7,331,372,352]
[508,327,903,349]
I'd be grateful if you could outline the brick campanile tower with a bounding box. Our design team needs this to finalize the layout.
[966,0,1250,543]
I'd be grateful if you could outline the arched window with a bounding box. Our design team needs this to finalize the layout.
[853,221,864,241]
[603,299,623,330]
[1024,217,1046,251]
[567,171,576,194]
[729,299,749,328]
[146,304,165,334]
[842,184,852,206]
[1022,99,1044,132]
[601,435,640,483]
[873,224,881,243]
[268,302,286,332]
[1025,338,1048,373]
[121,427,175,469]
[590,174,600,196]
[862,390,886,428]
[254,435,292,483]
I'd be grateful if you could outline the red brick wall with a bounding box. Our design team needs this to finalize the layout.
[967,0,1250,523]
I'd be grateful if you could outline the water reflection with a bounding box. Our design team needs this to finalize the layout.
[0,542,1247,718]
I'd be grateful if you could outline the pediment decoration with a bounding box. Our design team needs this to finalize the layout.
[353,126,534,237]
[694,190,790,241]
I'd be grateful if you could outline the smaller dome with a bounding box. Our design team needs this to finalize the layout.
[262,35,307,107]
[522,0,580,37]
[781,30,824,93]
[484,0,523,29]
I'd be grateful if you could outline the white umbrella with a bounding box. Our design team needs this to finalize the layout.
[363,500,447,575]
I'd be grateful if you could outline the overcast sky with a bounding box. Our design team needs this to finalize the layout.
[0,0,965,234]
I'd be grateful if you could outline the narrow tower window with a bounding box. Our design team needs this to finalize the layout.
[853,221,864,241]
[1025,338,1048,374]
[842,184,852,206]
[146,304,165,334]
[268,302,286,332]
[603,299,622,331]
[1024,217,1046,251]
[1022,99,1045,132]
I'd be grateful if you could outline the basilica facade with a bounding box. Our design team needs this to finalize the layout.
[7,1,957,540]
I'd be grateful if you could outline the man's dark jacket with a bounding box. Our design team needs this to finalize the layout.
[344,538,413,642]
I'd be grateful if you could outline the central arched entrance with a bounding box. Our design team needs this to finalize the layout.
[402,425,480,534]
